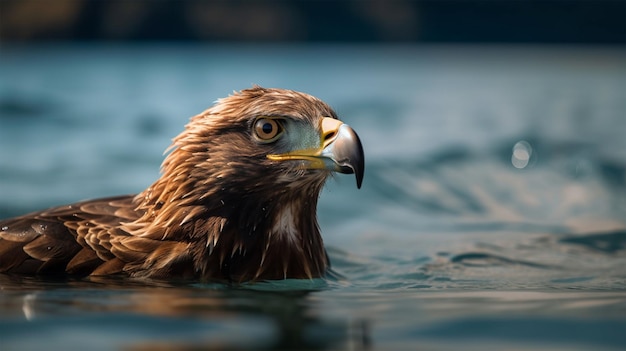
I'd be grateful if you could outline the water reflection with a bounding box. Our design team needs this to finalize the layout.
[0,276,370,350]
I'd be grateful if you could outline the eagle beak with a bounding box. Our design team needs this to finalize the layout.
[319,118,365,188]
[267,117,365,188]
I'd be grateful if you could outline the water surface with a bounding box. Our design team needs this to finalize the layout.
[1,44,625,350]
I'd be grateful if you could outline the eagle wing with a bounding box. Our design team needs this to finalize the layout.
[0,195,139,276]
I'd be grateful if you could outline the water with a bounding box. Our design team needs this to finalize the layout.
[1,44,625,350]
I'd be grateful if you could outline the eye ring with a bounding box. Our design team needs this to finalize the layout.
[253,117,283,142]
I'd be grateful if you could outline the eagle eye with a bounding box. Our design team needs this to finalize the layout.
[253,117,283,142]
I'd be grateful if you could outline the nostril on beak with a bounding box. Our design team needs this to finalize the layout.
[324,131,336,142]
[320,117,344,147]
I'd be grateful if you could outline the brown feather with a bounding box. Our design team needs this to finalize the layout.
[0,87,353,282]
[23,235,81,262]
[0,239,30,272]
[91,258,125,276]
[66,248,104,276]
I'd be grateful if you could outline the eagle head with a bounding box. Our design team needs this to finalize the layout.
[132,86,364,281]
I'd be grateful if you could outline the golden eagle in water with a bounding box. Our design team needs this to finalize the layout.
[0,87,364,282]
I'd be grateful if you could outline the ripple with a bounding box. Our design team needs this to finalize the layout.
[450,252,552,269]
[560,230,626,253]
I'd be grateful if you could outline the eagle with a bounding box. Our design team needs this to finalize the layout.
[0,87,364,282]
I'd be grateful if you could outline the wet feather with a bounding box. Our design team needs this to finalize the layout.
[0,87,351,282]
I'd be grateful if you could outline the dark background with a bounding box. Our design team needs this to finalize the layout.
[1,0,625,44]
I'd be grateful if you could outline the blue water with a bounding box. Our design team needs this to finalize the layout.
[1,44,625,350]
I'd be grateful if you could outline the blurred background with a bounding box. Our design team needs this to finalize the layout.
[2,0,625,43]
[1,2,626,351]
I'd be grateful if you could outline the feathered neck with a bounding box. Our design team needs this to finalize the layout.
[122,129,329,281]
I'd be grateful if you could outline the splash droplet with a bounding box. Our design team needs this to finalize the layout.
[512,140,532,169]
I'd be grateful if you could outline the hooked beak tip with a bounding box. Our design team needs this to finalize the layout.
[324,123,364,189]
